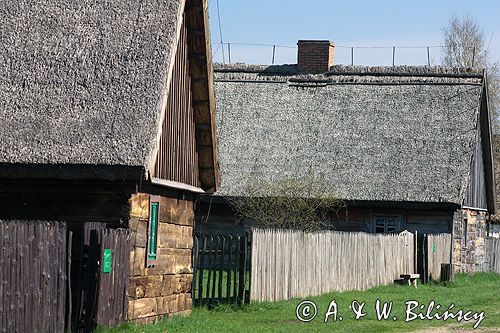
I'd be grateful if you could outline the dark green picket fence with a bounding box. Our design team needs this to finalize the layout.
[192,234,251,307]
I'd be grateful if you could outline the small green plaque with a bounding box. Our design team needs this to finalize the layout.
[103,248,112,273]
[433,242,436,253]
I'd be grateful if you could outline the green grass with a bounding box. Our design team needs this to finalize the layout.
[98,273,500,333]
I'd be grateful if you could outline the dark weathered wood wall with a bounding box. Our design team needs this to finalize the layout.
[0,220,68,333]
[465,120,488,209]
[153,18,200,188]
[405,210,453,234]
[0,188,131,226]
[195,200,455,236]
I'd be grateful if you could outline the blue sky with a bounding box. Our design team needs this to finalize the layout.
[208,0,500,66]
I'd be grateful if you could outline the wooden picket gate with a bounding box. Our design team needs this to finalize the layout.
[75,223,130,332]
[426,234,452,280]
[416,233,452,283]
[0,220,69,333]
[192,234,251,307]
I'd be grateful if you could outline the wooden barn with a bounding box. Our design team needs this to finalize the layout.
[0,0,218,330]
[197,40,496,274]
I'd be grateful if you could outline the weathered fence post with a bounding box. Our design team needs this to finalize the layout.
[197,236,206,306]
[238,235,247,305]
[66,231,73,333]
[82,230,100,333]
[226,235,233,303]
[218,236,225,304]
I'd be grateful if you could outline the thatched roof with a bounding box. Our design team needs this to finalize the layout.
[214,63,492,206]
[0,0,184,180]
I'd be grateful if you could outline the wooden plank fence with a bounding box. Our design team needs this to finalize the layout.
[96,228,131,327]
[486,238,500,273]
[250,229,414,302]
[192,234,250,307]
[76,223,130,332]
[426,234,452,281]
[0,220,68,333]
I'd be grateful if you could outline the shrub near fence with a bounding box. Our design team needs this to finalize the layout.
[250,229,414,302]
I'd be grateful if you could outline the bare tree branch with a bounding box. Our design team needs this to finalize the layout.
[226,176,347,231]
[442,14,500,133]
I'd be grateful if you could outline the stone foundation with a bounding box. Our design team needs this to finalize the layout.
[452,208,487,272]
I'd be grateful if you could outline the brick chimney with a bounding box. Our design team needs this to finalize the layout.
[297,40,335,73]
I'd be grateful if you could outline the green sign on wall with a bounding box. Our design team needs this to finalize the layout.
[103,248,112,273]
[433,242,436,253]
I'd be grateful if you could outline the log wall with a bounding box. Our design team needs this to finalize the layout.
[128,193,194,323]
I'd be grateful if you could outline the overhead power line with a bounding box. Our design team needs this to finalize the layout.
[216,0,225,63]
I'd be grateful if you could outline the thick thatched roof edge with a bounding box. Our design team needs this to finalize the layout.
[0,163,144,182]
[214,64,485,86]
[0,0,187,179]
[214,63,484,77]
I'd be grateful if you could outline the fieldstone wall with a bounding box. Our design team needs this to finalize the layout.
[452,208,487,272]
[128,193,194,323]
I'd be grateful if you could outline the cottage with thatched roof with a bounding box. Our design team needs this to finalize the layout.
[0,0,217,330]
[197,40,495,274]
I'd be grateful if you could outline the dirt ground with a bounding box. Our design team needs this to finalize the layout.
[412,325,500,333]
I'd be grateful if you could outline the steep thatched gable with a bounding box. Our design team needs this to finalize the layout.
[214,64,495,210]
[0,0,219,191]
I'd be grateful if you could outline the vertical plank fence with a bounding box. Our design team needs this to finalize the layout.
[0,220,68,333]
[192,234,250,307]
[486,238,500,273]
[76,223,130,332]
[96,228,131,327]
[250,229,414,302]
